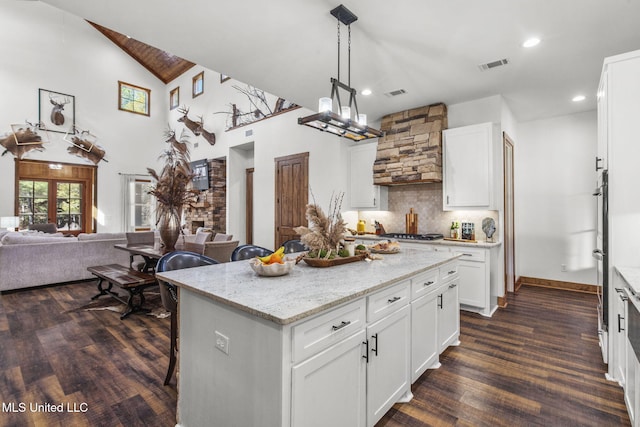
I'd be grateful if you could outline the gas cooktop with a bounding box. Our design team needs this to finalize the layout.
[380,233,444,241]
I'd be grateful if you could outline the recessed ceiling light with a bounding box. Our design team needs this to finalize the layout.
[361,89,372,96]
[522,37,540,48]
[572,95,586,102]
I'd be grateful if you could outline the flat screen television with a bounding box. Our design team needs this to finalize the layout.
[191,159,209,191]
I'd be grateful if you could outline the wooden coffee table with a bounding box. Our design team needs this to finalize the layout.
[87,264,158,319]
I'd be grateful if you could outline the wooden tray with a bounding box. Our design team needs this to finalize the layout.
[302,254,366,268]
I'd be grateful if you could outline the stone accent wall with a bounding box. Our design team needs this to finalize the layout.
[184,158,227,233]
[373,103,447,185]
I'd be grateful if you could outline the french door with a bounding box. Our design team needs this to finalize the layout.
[15,159,97,235]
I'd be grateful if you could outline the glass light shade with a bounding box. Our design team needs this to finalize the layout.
[341,106,351,120]
[1,216,19,230]
[357,114,367,126]
[318,97,332,113]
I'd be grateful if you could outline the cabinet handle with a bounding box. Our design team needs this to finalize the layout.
[424,281,434,287]
[462,253,473,257]
[438,294,443,309]
[449,283,457,289]
[596,156,603,171]
[448,270,456,275]
[387,296,401,304]
[447,195,450,204]
[618,314,625,333]
[362,340,369,363]
[331,320,351,331]
[371,333,378,356]
[373,197,376,206]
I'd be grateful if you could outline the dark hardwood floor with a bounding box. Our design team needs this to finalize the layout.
[0,281,629,426]
[378,285,630,427]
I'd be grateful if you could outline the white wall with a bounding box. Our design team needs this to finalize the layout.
[516,110,597,284]
[0,2,167,231]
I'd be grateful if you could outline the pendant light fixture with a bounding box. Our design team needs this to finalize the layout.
[298,4,383,141]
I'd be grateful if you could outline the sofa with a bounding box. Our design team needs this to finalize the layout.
[0,231,131,291]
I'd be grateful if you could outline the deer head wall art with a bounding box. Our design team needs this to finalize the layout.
[177,106,216,146]
[38,89,75,133]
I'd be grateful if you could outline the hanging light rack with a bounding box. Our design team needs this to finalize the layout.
[298,4,383,141]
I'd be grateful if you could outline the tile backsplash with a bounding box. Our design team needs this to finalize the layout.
[343,183,499,242]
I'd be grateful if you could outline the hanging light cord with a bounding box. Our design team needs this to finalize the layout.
[337,20,341,83]
[348,24,351,88]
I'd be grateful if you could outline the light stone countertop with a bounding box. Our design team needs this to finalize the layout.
[617,267,640,295]
[354,234,502,249]
[156,247,459,325]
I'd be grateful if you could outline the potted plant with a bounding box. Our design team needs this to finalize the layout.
[147,130,198,251]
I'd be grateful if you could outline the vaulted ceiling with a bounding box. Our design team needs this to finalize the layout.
[45,0,640,123]
[88,21,195,85]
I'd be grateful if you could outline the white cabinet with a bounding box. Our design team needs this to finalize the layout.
[348,142,388,210]
[410,269,440,382]
[454,247,491,316]
[596,69,608,172]
[626,334,638,427]
[366,304,411,426]
[437,277,460,352]
[442,122,496,210]
[292,330,367,427]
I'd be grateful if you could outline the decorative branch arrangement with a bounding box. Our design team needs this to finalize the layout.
[294,192,347,259]
[214,84,299,130]
[177,106,216,146]
[147,129,199,226]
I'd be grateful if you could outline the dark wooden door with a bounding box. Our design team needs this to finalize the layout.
[274,152,308,248]
[246,167,254,244]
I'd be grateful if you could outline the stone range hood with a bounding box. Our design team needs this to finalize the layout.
[373,103,447,185]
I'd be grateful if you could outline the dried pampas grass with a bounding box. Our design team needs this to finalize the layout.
[294,192,346,258]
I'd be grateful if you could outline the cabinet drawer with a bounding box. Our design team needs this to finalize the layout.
[367,280,410,323]
[410,269,439,301]
[439,262,459,282]
[292,299,366,363]
[452,247,486,262]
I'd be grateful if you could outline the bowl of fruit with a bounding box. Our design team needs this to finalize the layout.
[250,246,295,277]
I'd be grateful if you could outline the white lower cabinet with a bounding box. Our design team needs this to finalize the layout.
[438,277,460,352]
[291,330,367,427]
[366,304,411,425]
[411,290,439,381]
[626,338,638,426]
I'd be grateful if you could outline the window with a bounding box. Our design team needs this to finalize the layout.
[133,179,153,230]
[169,86,179,110]
[18,180,49,227]
[192,71,204,98]
[119,81,150,116]
[56,182,83,231]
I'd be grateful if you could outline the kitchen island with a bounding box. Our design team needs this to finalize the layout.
[156,247,460,427]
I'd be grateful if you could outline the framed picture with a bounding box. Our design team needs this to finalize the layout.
[38,89,75,134]
[220,74,230,83]
[192,72,204,98]
[118,81,150,116]
[169,87,180,110]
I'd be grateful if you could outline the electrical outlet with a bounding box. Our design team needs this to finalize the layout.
[215,331,229,355]
[561,264,567,272]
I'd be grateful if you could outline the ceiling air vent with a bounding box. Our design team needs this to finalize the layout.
[478,58,509,71]
[384,89,407,97]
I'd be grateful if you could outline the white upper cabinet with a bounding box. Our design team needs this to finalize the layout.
[442,122,496,210]
[349,142,388,210]
[596,69,609,172]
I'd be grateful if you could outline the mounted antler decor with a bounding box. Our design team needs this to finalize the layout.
[63,126,107,164]
[38,89,75,133]
[177,106,216,146]
[0,122,47,159]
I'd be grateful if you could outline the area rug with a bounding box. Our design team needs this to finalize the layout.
[63,290,170,319]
